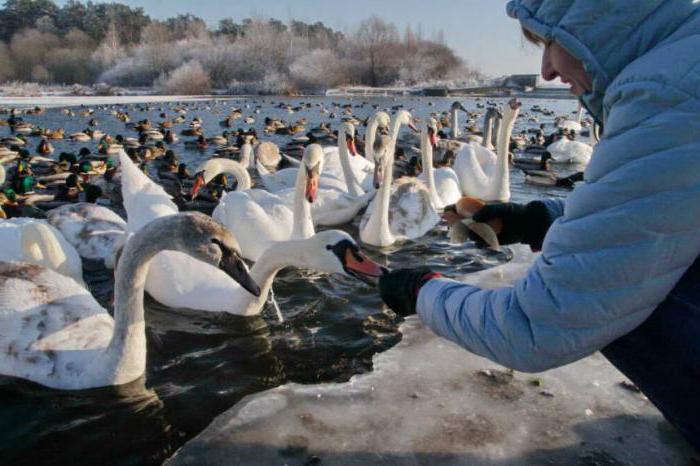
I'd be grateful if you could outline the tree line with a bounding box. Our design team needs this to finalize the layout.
[0,0,483,94]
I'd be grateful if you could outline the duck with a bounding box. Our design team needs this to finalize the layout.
[0,218,84,285]
[0,212,260,390]
[184,135,208,150]
[46,203,127,268]
[69,132,91,143]
[453,98,522,202]
[37,138,54,155]
[212,144,323,262]
[360,112,440,248]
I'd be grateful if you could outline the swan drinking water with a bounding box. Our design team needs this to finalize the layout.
[0,213,260,390]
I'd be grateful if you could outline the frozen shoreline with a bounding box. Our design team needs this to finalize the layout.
[167,246,695,465]
[0,94,238,109]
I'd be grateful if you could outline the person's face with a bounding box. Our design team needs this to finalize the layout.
[541,41,593,96]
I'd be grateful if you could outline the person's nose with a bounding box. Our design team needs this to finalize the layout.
[541,45,558,81]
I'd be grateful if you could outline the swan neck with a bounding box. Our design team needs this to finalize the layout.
[421,130,442,209]
[364,116,380,160]
[451,108,459,138]
[240,143,254,169]
[494,106,520,201]
[291,165,315,239]
[103,226,167,381]
[483,112,494,149]
[218,159,252,191]
[338,136,363,197]
[22,224,74,281]
[237,240,305,315]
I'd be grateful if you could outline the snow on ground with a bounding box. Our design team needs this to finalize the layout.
[168,245,695,465]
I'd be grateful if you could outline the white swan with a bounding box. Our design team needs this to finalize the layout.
[360,111,440,248]
[46,203,127,268]
[546,137,593,165]
[217,230,385,316]
[0,213,259,390]
[449,101,468,139]
[418,119,462,209]
[453,98,522,202]
[0,218,84,285]
[213,144,323,262]
[119,150,255,312]
[191,157,252,199]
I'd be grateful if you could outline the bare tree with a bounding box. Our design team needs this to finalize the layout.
[354,16,400,86]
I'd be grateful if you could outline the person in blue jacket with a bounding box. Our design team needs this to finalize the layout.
[379,0,700,450]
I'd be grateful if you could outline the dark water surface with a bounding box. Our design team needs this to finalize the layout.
[0,96,576,465]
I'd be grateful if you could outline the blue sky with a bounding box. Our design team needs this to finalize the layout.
[56,0,543,77]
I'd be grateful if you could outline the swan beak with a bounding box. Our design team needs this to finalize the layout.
[344,248,387,286]
[220,251,261,297]
[191,173,205,200]
[408,122,419,133]
[346,135,357,156]
[428,128,439,148]
[305,172,319,203]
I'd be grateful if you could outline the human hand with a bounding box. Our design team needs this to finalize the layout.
[379,267,442,316]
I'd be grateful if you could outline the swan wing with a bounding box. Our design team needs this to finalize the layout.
[0,218,84,283]
[453,143,494,198]
[312,189,375,227]
[47,203,127,265]
[388,179,440,240]
[118,150,177,233]
[213,191,293,262]
[433,168,463,206]
[0,262,113,389]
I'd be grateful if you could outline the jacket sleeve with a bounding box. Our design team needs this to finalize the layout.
[417,79,700,372]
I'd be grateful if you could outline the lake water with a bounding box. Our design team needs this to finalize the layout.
[0,95,579,465]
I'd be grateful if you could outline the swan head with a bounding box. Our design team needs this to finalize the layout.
[302,144,323,203]
[305,230,387,285]
[164,213,261,297]
[451,101,468,112]
[372,135,393,189]
[341,121,357,156]
[394,110,418,133]
[507,98,522,111]
[369,111,391,131]
[426,118,439,148]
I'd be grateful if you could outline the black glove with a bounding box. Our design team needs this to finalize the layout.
[379,267,442,316]
[472,201,553,251]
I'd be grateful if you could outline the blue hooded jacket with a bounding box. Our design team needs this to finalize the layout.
[417,0,700,372]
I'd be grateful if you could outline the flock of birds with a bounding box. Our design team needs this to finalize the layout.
[0,97,595,391]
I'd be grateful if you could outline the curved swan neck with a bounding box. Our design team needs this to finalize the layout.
[421,130,442,209]
[291,165,315,240]
[362,144,394,247]
[234,239,309,315]
[483,112,494,149]
[211,159,251,191]
[338,134,364,197]
[451,108,460,139]
[22,223,76,283]
[364,115,381,161]
[493,104,520,202]
[240,143,254,169]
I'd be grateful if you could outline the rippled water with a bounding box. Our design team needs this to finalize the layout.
[0,96,577,465]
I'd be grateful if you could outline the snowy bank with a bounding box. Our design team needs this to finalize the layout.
[167,246,695,465]
[0,94,230,109]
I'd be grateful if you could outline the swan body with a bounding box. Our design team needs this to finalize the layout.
[119,151,256,312]
[546,138,593,165]
[0,213,259,390]
[0,218,84,284]
[46,203,127,268]
[214,144,323,262]
[360,111,439,247]
[453,99,522,202]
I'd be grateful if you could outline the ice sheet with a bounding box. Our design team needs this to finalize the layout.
[168,245,695,465]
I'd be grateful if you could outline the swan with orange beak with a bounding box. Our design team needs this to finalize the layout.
[212,144,325,262]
